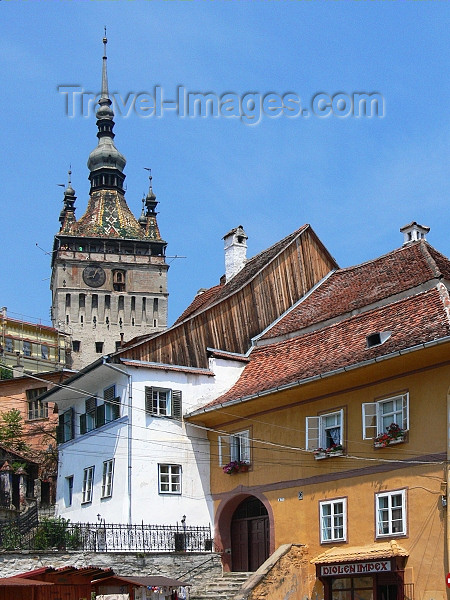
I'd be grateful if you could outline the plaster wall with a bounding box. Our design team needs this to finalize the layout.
[210,362,450,600]
[55,357,246,527]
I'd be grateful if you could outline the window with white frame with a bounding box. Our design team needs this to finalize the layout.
[362,393,409,439]
[82,466,94,504]
[145,387,182,419]
[101,459,114,498]
[306,409,343,450]
[158,464,181,494]
[320,498,347,543]
[219,430,251,466]
[376,489,406,537]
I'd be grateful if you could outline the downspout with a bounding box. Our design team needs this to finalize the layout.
[102,357,133,526]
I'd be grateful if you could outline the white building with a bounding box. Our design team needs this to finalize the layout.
[41,351,246,527]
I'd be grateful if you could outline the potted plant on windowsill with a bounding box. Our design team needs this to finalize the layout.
[313,444,344,460]
[222,460,250,474]
[374,423,406,448]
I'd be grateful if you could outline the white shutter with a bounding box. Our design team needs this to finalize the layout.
[306,416,320,450]
[401,393,409,430]
[362,402,377,439]
[218,435,231,466]
[239,431,251,463]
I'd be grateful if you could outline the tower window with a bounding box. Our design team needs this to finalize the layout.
[79,293,85,309]
[153,298,159,312]
[105,295,111,310]
[113,270,126,292]
[118,296,124,311]
[72,341,81,352]
[131,296,136,311]
[95,342,104,353]
[65,293,71,308]
[92,294,98,309]
[142,297,146,312]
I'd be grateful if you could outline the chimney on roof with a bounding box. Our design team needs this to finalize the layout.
[400,222,430,245]
[223,225,248,283]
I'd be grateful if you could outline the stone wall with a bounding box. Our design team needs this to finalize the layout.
[0,550,222,593]
[235,544,316,600]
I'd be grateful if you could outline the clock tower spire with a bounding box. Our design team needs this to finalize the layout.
[50,35,169,370]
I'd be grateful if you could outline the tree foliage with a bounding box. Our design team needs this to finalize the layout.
[0,408,30,453]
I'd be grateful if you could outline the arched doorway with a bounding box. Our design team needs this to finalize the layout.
[231,496,270,572]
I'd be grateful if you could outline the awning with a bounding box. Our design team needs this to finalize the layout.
[311,540,409,564]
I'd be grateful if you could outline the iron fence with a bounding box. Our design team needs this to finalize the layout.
[0,517,213,553]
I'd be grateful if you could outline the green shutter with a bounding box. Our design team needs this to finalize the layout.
[57,414,64,444]
[80,413,87,435]
[96,404,106,427]
[112,398,121,420]
[172,390,182,419]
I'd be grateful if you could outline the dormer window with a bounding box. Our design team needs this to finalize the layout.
[366,331,392,348]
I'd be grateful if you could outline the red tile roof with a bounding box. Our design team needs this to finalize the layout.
[262,241,449,340]
[198,287,450,410]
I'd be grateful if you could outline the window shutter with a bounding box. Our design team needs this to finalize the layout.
[80,413,87,435]
[66,407,75,441]
[145,386,154,414]
[239,431,251,462]
[57,414,64,444]
[305,416,320,450]
[112,398,121,420]
[96,404,106,427]
[401,393,409,430]
[362,402,378,439]
[218,435,231,466]
[172,390,182,419]
[104,385,115,402]
[337,408,344,445]
[86,396,96,413]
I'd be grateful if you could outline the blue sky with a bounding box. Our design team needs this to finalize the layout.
[1,2,449,327]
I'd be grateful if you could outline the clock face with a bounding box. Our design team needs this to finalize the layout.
[83,265,106,288]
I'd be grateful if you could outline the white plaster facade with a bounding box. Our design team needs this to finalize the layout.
[46,354,246,528]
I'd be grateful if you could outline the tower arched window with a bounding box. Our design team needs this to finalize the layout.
[113,270,126,292]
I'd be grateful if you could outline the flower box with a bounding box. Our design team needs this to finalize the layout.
[374,434,405,448]
[222,461,250,474]
[374,423,406,448]
[313,446,344,460]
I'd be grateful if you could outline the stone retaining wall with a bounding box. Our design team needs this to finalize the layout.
[0,550,222,592]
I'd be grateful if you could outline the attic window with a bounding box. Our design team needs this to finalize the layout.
[366,331,392,348]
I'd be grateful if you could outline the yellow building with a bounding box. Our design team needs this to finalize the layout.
[0,307,70,377]
[188,226,450,600]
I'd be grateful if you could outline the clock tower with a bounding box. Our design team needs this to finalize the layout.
[51,36,168,370]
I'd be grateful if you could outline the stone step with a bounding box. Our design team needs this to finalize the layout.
[190,572,253,600]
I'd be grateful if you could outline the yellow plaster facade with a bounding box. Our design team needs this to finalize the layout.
[194,342,450,600]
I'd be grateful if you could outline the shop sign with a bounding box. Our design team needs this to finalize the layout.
[320,561,392,576]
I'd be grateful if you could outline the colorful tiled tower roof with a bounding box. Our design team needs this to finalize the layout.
[57,35,164,243]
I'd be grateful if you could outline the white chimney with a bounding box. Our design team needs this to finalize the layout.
[223,226,248,283]
[400,221,430,245]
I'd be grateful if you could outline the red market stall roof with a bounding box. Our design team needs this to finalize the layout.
[92,575,190,588]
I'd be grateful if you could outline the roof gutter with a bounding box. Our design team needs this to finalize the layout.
[187,335,450,417]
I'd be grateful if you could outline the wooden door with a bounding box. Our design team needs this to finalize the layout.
[231,519,249,572]
[231,497,270,572]
[248,516,270,572]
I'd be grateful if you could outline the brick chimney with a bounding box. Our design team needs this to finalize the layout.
[223,226,248,283]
